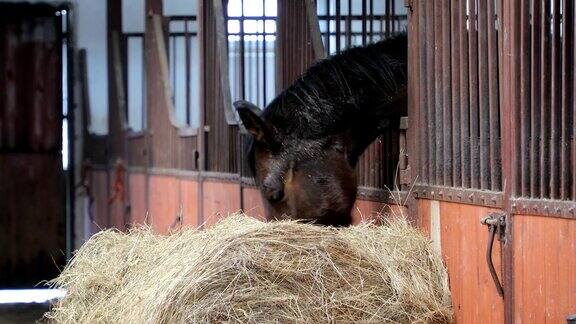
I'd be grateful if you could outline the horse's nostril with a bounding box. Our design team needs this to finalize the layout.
[264,186,284,202]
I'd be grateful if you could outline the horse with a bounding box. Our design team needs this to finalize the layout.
[235,33,408,227]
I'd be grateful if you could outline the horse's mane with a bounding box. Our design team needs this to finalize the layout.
[262,32,408,139]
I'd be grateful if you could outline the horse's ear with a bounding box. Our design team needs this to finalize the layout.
[234,100,276,144]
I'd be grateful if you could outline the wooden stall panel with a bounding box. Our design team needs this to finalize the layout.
[91,170,109,231]
[241,187,266,221]
[352,200,408,225]
[417,199,505,324]
[202,181,241,227]
[149,175,180,234]
[514,215,576,323]
[108,172,126,231]
[180,179,199,227]
[129,172,147,226]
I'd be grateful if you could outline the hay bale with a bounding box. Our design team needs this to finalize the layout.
[46,215,452,323]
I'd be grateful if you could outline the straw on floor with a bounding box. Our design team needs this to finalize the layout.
[46,214,452,323]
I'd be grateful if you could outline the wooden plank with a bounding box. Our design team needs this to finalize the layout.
[202,181,241,227]
[241,187,266,220]
[540,0,551,198]
[180,179,199,227]
[514,215,576,322]
[425,0,437,184]
[129,173,147,226]
[468,0,480,189]
[149,175,180,234]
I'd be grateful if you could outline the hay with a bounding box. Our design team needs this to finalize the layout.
[46,215,452,323]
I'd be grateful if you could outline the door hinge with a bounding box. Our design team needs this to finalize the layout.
[481,212,506,297]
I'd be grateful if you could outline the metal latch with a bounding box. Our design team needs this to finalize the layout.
[481,213,506,297]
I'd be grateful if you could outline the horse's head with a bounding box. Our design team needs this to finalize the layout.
[235,100,357,227]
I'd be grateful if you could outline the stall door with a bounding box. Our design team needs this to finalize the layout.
[0,4,66,288]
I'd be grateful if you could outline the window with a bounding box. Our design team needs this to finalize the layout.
[122,0,145,131]
[165,0,201,129]
[227,0,277,108]
[317,0,408,54]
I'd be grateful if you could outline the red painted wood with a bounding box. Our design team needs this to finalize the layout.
[514,215,576,323]
[91,170,109,231]
[149,176,180,234]
[417,199,505,323]
[241,187,266,221]
[129,173,147,226]
[180,179,199,227]
[202,181,241,227]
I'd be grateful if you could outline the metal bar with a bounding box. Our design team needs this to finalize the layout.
[488,0,501,191]
[460,0,470,188]
[369,0,373,43]
[336,0,341,52]
[326,0,331,51]
[450,0,461,187]
[442,0,452,187]
[412,185,504,208]
[551,0,562,199]
[469,0,480,189]
[418,0,428,184]
[185,18,191,125]
[541,0,551,198]
[262,2,267,105]
[478,0,490,190]
[347,0,352,47]
[519,0,530,196]
[530,0,542,197]
[481,215,505,297]
[362,0,367,46]
[426,0,436,184]
[560,0,573,199]
[434,0,443,185]
[386,0,392,37]
[240,0,246,100]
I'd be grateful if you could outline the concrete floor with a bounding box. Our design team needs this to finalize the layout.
[0,303,49,324]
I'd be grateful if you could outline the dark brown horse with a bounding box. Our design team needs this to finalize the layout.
[235,33,408,226]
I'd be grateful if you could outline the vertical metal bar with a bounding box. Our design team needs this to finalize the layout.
[530,0,542,197]
[386,0,392,37]
[469,0,480,189]
[426,0,436,184]
[336,0,341,52]
[451,0,461,187]
[551,0,561,199]
[326,0,331,52]
[391,0,396,33]
[460,0,471,188]
[369,0,373,43]
[240,0,246,100]
[347,0,352,47]
[185,18,191,125]
[560,0,573,199]
[434,0,444,185]
[262,0,267,105]
[519,0,530,197]
[442,0,452,187]
[541,0,551,198]
[418,0,429,184]
[488,0,501,191]
[478,0,491,190]
[362,0,367,46]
